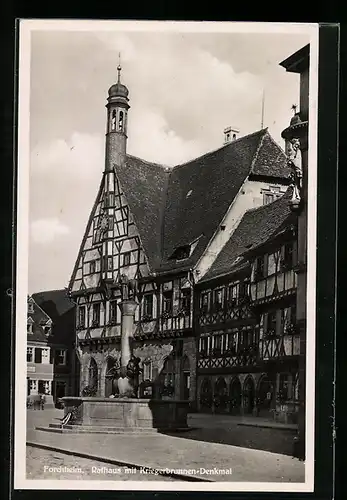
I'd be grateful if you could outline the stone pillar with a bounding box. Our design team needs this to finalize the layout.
[119,300,138,370]
[118,300,138,396]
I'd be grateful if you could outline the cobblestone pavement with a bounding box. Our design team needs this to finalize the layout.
[27,446,175,481]
[26,409,305,483]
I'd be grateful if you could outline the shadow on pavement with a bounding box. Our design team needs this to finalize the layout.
[161,424,297,457]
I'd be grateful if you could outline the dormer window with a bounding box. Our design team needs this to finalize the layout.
[27,317,34,334]
[169,245,190,261]
[262,186,283,205]
[28,302,34,314]
[44,326,51,336]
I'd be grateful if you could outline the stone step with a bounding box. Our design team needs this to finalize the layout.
[36,425,195,435]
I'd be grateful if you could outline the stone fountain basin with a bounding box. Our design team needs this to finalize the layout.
[55,396,189,432]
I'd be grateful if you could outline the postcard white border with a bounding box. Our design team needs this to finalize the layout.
[15,20,319,493]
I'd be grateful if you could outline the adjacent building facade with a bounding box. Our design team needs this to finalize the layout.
[68,66,293,410]
[196,190,300,422]
[27,295,54,407]
[27,290,79,407]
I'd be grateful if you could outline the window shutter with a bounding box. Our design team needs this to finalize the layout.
[50,349,53,364]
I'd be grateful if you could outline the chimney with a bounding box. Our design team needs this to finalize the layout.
[224,126,240,145]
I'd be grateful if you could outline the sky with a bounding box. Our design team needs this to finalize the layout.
[26,23,311,294]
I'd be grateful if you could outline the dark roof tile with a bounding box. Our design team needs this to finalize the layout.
[118,129,289,274]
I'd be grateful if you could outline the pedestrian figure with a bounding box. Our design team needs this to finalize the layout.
[39,393,45,410]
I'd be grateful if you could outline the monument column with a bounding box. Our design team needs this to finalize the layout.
[119,300,138,371]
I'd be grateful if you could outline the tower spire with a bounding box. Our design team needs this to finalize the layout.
[117,52,122,83]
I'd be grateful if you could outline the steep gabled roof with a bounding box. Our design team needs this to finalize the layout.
[201,186,295,282]
[32,289,75,345]
[115,155,169,271]
[27,296,52,342]
[119,128,290,274]
[32,289,74,318]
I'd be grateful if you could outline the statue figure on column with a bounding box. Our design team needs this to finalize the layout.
[119,273,138,301]
[286,136,303,207]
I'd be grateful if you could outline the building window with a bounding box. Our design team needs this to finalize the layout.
[78,306,86,328]
[123,252,131,267]
[41,348,50,365]
[162,291,173,315]
[27,347,34,363]
[34,348,42,364]
[228,284,238,306]
[212,334,223,355]
[142,294,153,320]
[262,187,282,205]
[225,332,237,354]
[55,349,67,366]
[200,292,209,314]
[280,243,294,271]
[104,193,114,208]
[119,110,124,131]
[28,302,34,314]
[264,193,275,205]
[109,301,117,325]
[107,257,113,271]
[89,260,96,274]
[111,109,116,130]
[238,281,247,301]
[199,337,209,357]
[254,255,267,280]
[27,322,33,334]
[266,311,277,337]
[213,289,224,312]
[92,303,101,327]
[43,326,51,336]
[180,289,191,315]
[143,361,152,381]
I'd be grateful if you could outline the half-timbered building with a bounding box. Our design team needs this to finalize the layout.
[32,289,80,405]
[68,66,291,408]
[196,188,300,422]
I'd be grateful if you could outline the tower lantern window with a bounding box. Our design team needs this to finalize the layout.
[119,111,124,131]
[111,110,116,131]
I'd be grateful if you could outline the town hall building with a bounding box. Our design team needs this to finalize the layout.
[68,62,302,417]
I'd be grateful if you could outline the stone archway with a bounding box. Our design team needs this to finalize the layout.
[180,355,191,401]
[214,377,228,414]
[229,377,242,415]
[199,378,213,412]
[243,376,255,415]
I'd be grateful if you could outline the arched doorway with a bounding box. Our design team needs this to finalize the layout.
[199,378,213,412]
[229,377,242,414]
[88,357,98,391]
[105,357,118,397]
[243,376,255,414]
[257,375,274,418]
[214,377,228,413]
[180,356,190,401]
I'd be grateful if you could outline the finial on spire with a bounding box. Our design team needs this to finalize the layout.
[291,104,298,114]
[117,52,122,83]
